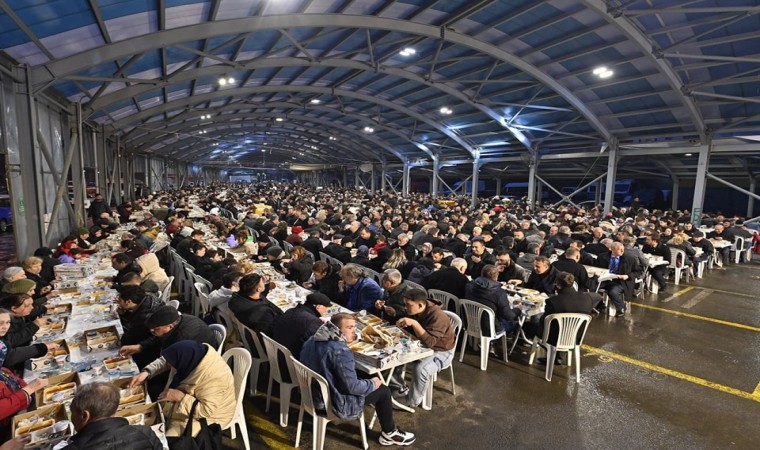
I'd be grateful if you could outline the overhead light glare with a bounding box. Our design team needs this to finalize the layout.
[599,70,614,79]
[439,107,453,115]
[685,153,693,156]
[329,136,337,141]
[592,66,607,75]
[275,117,284,122]
[218,77,227,86]
[363,126,374,133]
[399,47,417,57]
[227,77,235,84]
[310,99,321,104]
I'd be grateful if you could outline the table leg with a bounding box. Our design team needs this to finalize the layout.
[509,316,527,356]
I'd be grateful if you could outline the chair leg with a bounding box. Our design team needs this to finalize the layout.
[279,385,293,427]
[545,346,556,381]
[265,377,274,413]
[458,331,467,363]
[295,407,304,448]
[422,379,433,411]
[315,416,329,450]
[566,350,573,367]
[480,337,489,371]
[358,413,369,450]
[249,362,260,397]
[449,366,456,395]
[501,335,508,363]
[239,417,251,450]
[575,346,582,383]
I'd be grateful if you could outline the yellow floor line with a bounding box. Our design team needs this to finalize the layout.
[245,399,294,450]
[753,382,760,399]
[582,345,760,404]
[694,286,760,299]
[630,303,760,332]
[659,286,694,303]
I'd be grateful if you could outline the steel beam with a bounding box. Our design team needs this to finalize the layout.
[431,154,440,199]
[690,142,711,225]
[32,14,611,143]
[706,172,760,204]
[535,175,579,208]
[603,142,619,214]
[527,156,538,210]
[748,178,756,218]
[402,160,411,197]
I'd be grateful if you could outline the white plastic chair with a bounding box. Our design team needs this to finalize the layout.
[319,251,330,262]
[528,313,591,382]
[667,247,690,285]
[427,289,459,316]
[167,299,180,310]
[282,240,294,254]
[261,333,299,428]
[457,299,508,371]
[422,310,461,410]
[732,236,747,263]
[222,347,252,450]
[193,282,211,317]
[159,275,174,302]
[209,324,227,353]
[213,304,238,346]
[291,358,369,450]
[235,320,269,397]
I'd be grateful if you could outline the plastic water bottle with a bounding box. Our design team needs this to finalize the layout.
[400,337,410,354]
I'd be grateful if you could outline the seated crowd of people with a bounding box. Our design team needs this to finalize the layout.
[0,181,756,447]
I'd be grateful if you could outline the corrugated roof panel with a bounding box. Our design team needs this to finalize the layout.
[98,0,155,21]
[9,0,93,39]
[165,2,209,29]
[41,24,105,58]
[0,11,28,47]
[105,11,157,42]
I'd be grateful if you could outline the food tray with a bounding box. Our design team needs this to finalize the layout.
[29,340,69,371]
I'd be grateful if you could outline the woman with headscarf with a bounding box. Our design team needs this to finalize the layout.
[0,293,48,350]
[0,309,48,438]
[158,340,236,437]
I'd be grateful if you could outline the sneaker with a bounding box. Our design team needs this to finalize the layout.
[615,309,626,317]
[392,385,409,399]
[379,428,416,446]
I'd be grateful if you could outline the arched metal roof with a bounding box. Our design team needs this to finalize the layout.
[1,0,758,170]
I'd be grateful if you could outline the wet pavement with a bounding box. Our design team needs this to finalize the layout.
[230,255,760,450]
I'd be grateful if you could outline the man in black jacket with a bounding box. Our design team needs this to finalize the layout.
[525,256,559,295]
[116,286,161,369]
[301,229,325,260]
[551,247,591,291]
[229,273,283,335]
[304,261,342,304]
[422,258,469,300]
[272,292,330,358]
[464,238,495,277]
[465,265,521,334]
[63,382,163,450]
[641,232,671,292]
[531,272,597,345]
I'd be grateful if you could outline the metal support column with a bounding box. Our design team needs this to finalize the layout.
[354,166,360,188]
[402,160,411,197]
[73,102,86,226]
[671,176,679,211]
[603,142,619,214]
[691,142,711,225]
[370,165,376,194]
[431,154,440,199]
[495,177,502,198]
[749,178,757,218]
[595,179,602,205]
[526,156,537,210]
[471,150,481,208]
[380,165,386,192]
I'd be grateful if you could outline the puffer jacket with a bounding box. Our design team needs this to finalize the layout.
[163,344,237,437]
[60,417,163,450]
[136,253,171,293]
[300,322,375,421]
[120,295,162,369]
[464,276,518,334]
[342,276,383,312]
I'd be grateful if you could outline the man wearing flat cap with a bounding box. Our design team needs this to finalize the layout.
[271,293,331,358]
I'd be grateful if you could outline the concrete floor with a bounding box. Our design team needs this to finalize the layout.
[220,257,760,449]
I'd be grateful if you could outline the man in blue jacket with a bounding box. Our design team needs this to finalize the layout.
[300,313,416,446]
[338,264,383,312]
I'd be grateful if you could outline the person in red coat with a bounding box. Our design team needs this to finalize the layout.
[0,309,48,439]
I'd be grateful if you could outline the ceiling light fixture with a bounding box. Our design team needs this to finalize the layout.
[399,47,416,57]
[329,136,337,141]
[685,153,693,156]
[363,126,374,133]
[439,107,453,115]
[593,66,614,79]
[275,117,284,122]
[218,77,227,86]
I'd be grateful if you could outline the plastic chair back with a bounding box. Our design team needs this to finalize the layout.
[360,266,381,284]
[222,347,252,402]
[167,299,180,310]
[458,299,496,338]
[261,333,296,385]
[443,310,462,356]
[667,246,689,284]
[235,320,269,397]
[282,240,294,254]
[428,289,459,315]
[319,251,330,262]
[160,276,174,302]
[194,282,211,317]
[291,357,333,420]
[542,313,591,351]
[209,323,227,353]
